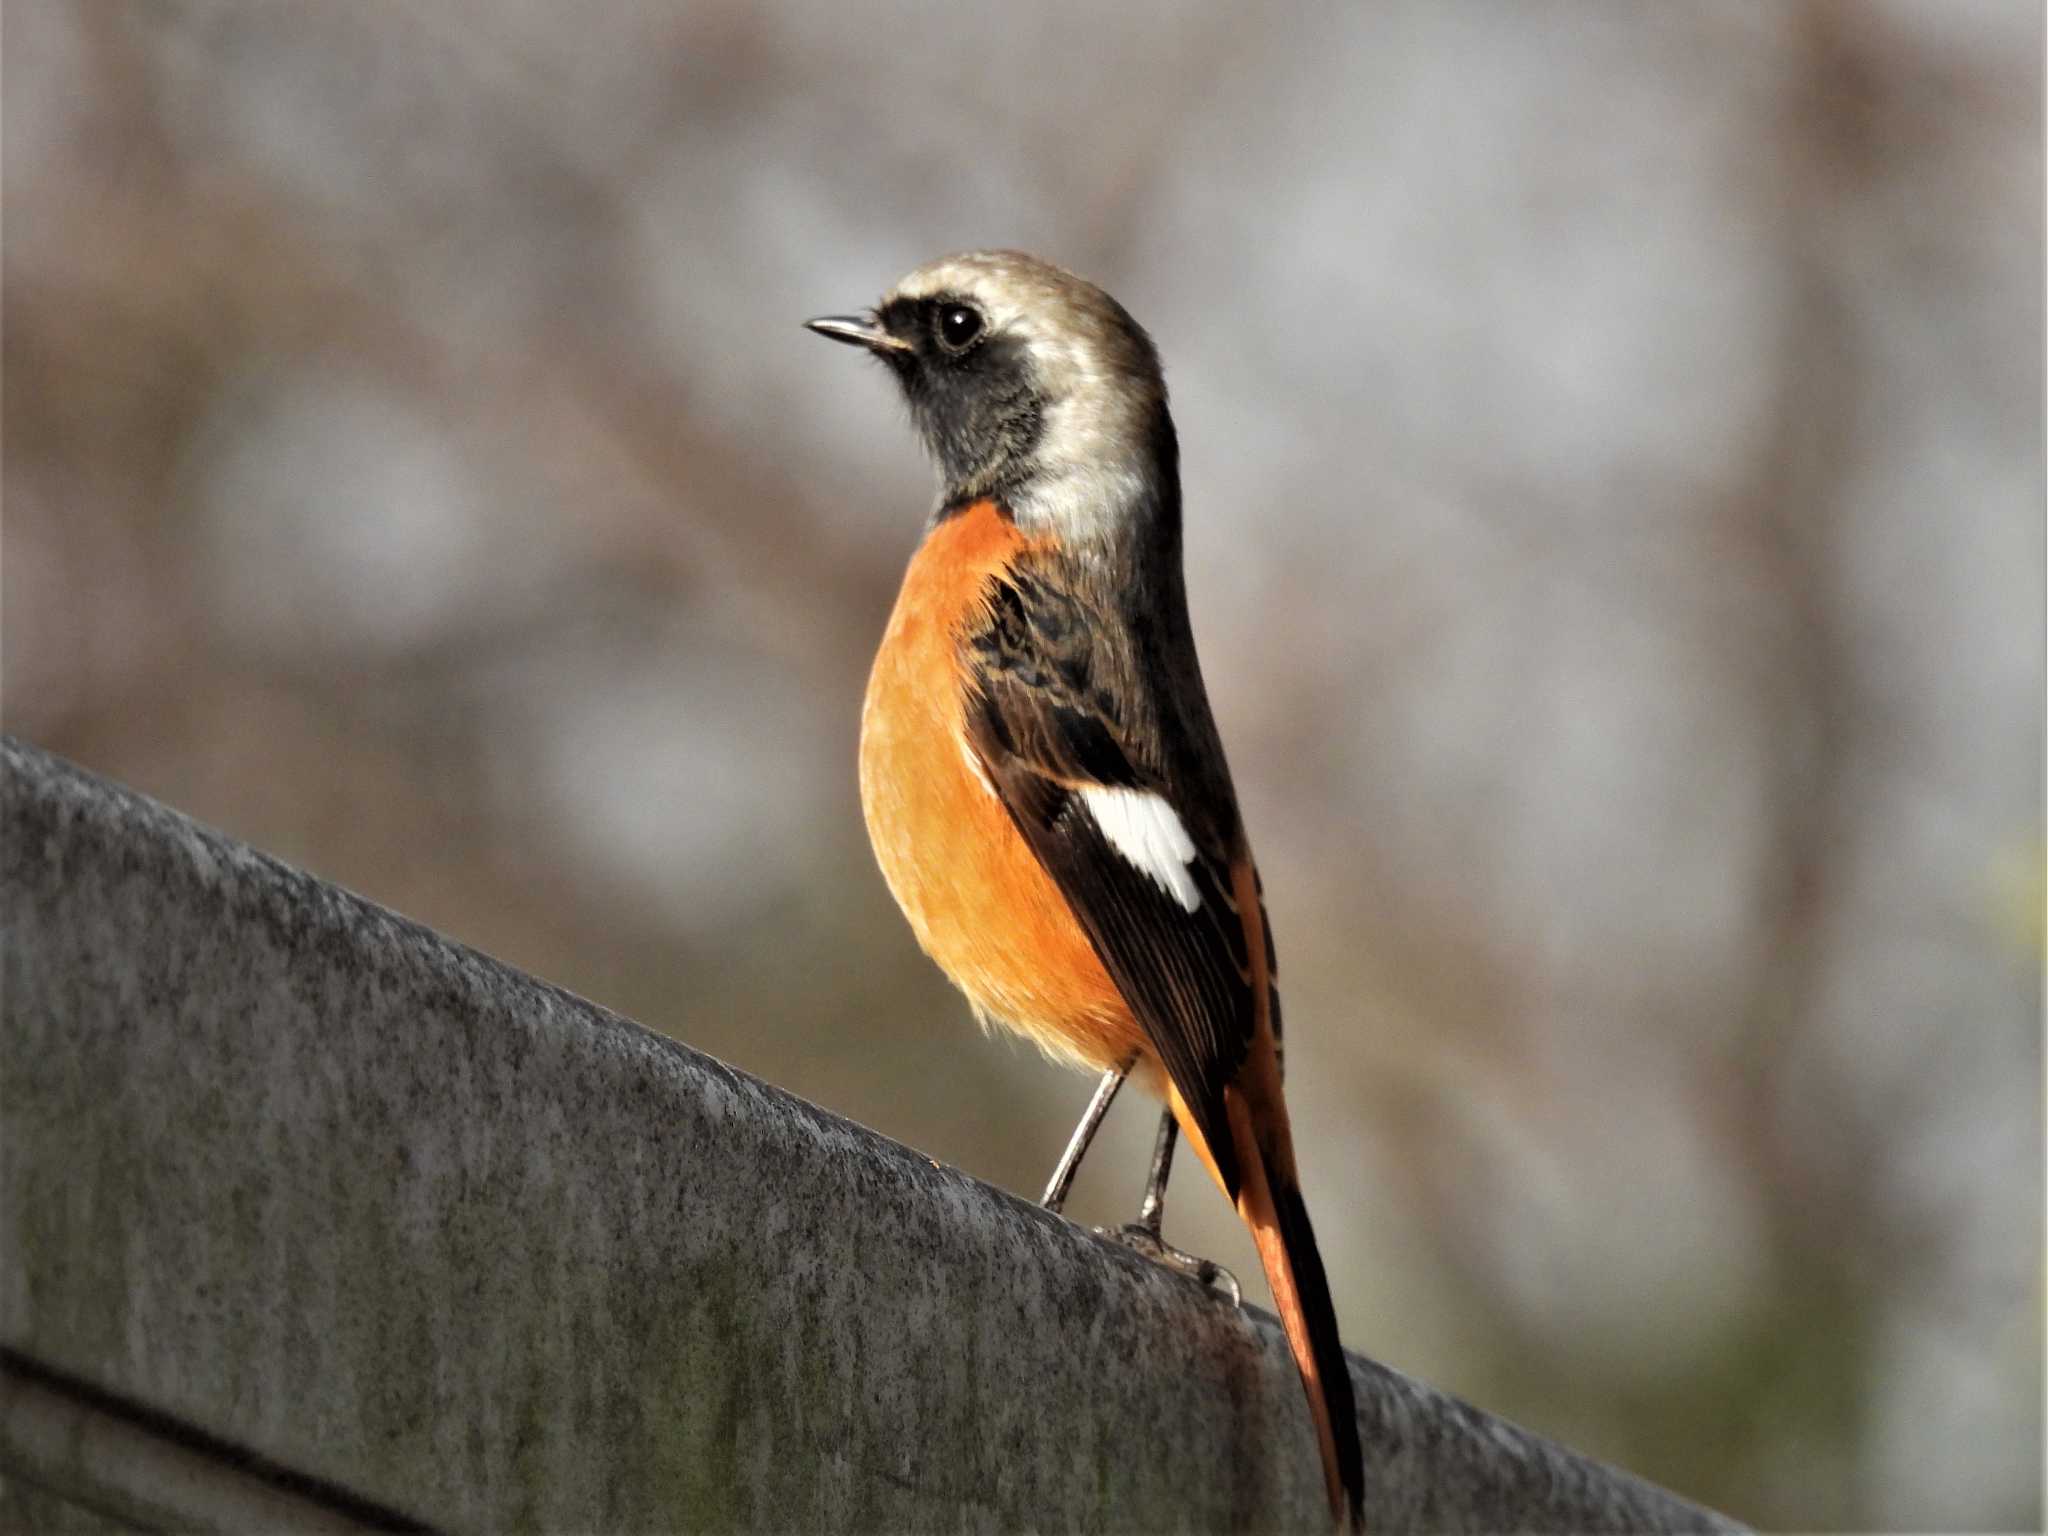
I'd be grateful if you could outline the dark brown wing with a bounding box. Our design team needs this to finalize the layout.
[960,554,1266,1194]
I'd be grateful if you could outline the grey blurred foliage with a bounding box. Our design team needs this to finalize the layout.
[3,2,2040,1528]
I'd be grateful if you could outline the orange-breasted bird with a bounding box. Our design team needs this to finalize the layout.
[808,250,1365,1528]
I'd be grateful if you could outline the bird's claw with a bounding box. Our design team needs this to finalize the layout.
[1095,1221,1243,1307]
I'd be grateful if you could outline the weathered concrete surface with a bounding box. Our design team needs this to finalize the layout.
[0,1469,136,1535]
[0,1350,411,1532]
[0,736,1744,1532]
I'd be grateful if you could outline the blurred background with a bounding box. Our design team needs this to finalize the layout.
[4,1,2041,1527]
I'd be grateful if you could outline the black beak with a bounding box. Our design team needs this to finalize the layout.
[803,312,911,355]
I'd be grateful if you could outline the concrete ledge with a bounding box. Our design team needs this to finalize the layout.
[0,736,1743,1532]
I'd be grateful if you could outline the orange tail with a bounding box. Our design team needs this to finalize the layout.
[1169,1078,1363,1530]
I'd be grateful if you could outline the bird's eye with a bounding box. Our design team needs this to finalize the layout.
[937,304,984,351]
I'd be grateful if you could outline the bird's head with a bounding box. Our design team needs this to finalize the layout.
[807,250,1175,536]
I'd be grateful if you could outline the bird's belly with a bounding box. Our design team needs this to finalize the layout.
[859,507,1145,1074]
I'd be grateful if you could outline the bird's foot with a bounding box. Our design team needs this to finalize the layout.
[1095,1222,1242,1307]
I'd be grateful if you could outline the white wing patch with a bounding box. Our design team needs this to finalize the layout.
[1078,785,1201,913]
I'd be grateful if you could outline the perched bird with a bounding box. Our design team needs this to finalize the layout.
[808,250,1365,1528]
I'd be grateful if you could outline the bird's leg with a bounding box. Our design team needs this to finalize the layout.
[1133,1106,1179,1234]
[1040,1061,1130,1214]
[1101,1108,1242,1307]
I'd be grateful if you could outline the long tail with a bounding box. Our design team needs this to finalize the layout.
[1174,862,1364,1526]
[1229,1097,1365,1530]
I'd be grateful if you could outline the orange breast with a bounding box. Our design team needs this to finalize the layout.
[859,501,1148,1075]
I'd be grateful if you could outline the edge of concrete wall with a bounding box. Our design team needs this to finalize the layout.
[0,736,1744,1532]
